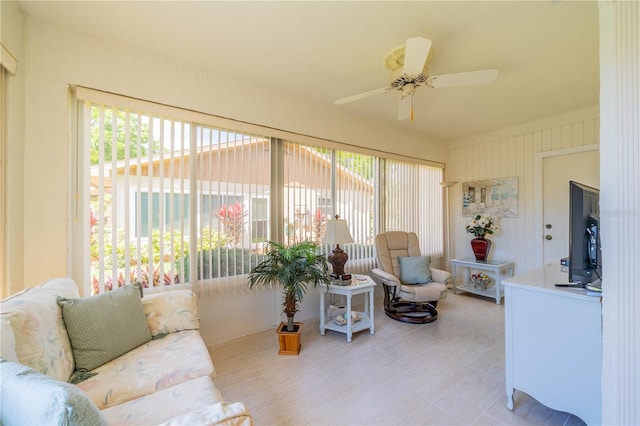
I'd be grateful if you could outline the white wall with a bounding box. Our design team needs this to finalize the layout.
[9,15,446,343]
[447,106,599,275]
[1,0,25,297]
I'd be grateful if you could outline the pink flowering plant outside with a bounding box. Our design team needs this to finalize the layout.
[465,214,498,238]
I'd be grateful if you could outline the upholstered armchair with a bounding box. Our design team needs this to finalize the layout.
[371,231,451,323]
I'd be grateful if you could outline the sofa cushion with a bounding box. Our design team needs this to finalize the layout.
[0,359,108,426]
[159,402,253,426]
[0,278,78,381]
[398,255,433,284]
[143,289,200,337]
[76,329,214,409]
[0,318,19,362]
[101,375,223,425]
[58,282,152,371]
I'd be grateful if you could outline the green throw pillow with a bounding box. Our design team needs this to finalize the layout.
[398,256,433,284]
[57,283,151,371]
[0,359,108,426]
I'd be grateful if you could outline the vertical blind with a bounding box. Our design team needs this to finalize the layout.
[283,143,377,273]
[74,88,444,295]
[79,96,271,295]
[384,160,444,256]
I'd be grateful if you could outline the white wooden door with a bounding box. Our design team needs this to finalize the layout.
[542,150,599,265]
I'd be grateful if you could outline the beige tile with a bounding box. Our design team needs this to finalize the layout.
[209,289,584,426]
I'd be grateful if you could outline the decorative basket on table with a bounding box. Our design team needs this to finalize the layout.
[470,273,493,291]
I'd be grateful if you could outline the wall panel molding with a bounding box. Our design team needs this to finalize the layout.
[599,2,640,424]
[447,108,599,274]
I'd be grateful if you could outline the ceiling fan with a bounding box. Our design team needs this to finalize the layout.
[335,37,498,121]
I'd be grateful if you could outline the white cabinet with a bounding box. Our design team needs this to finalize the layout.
[503,264,602,425]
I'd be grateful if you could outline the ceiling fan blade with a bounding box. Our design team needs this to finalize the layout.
[403,37,432,76]
[335,86,391,105]
[429,69,498,88]
[398,95,412,121]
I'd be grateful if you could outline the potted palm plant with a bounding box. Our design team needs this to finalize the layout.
[248,240,329,355]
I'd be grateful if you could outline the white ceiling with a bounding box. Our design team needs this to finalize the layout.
[17,1,599,141]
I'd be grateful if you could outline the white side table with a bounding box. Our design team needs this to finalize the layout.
[450,257,515,304]
[319,275,376,342]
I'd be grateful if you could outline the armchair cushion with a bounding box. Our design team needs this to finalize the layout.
[430,267,453,287]
[370,268,401,286]
[57,283,152,371]
[398,256,433,284]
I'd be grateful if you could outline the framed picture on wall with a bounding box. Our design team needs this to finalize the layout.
[462,177,518,217]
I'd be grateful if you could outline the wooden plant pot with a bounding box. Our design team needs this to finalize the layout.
[276,322,303,355]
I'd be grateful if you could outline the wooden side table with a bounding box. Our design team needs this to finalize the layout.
[319,275,376,342]
[450,257,515,304]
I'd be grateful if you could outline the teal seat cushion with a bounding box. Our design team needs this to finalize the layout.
[398,256,433,284]
[57,283,151,371]
[0,359,108,426]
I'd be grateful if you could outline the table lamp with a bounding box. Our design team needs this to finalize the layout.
[322,215,354,277]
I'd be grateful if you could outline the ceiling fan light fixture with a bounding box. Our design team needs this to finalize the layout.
[390,66,428,88]
[402,84,415,96]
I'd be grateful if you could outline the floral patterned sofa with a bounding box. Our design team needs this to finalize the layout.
[0,278,252,425]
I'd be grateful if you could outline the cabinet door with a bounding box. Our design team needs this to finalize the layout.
[507,287,601,425]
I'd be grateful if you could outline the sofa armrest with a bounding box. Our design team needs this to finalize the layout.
[430,268,453,286]
[159,402,253,426]
[371,268,400,287]
[142,290,200,337]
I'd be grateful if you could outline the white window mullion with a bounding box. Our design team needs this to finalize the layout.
[157,118,165,289]
[110,110,118,288]
[146,116,154,287]
[167,119,175,285]
[204,126,212,295]
[123,111,131,286]
[97,106,106,295]
[189,122,198,294]
[135,112,143,286]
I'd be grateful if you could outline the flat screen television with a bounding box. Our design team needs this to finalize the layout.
[568,181,602,287]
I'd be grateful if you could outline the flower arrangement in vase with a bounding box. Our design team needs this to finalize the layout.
[466,214,498,261]
[470,272,493,290]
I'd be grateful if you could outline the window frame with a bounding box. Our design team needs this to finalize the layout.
[72,87,445,295]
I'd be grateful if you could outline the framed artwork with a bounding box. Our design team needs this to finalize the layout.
[462,177,518,217]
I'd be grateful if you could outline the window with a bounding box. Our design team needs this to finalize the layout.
[284,143,377,272]
[76,89,271,294]
[74,88,443,295]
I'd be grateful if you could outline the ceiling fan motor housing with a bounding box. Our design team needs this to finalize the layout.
[390,66,428,92]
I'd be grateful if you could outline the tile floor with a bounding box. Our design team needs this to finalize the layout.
[209,290,586,426]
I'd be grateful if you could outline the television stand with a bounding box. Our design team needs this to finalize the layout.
[503,264,602,425]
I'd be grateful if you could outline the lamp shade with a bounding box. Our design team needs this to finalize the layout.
[322,218,354,245]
